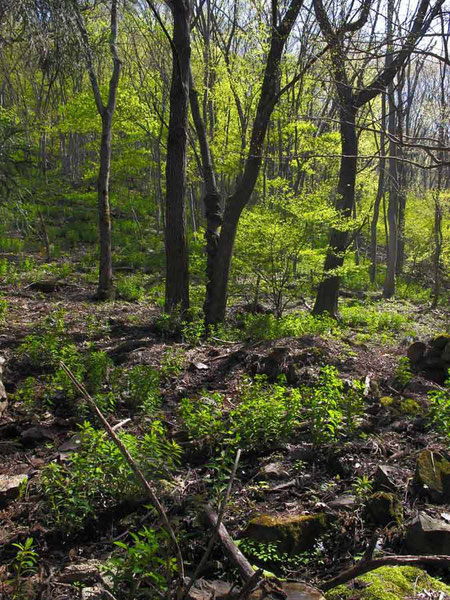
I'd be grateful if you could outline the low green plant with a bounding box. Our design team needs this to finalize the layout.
[18,309,68,368]
[112,365,161,413]
[6,537,38,600]
[0,294,7,321]
[116,273,146,301]
[302,366,364,444]
[229,376,302,449]
[160,347,186,380]
[84,350,113,395]
[40,420,180,532]
[181,376,303,450]
[394,357,414,387]
[14,377,38,411]
[428,373,450,439]
[352,475,373,499]
[106,526,175,598]
[180,391,225,440]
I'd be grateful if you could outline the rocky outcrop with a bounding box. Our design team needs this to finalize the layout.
[407,335,450,383]
[405,513,450,555]
[365,492,403,526]
[243,513,327,555]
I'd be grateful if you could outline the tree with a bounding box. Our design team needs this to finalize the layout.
[73,0,122,300]
[163,0,191,312]
[312,0,445,317]
[190,0,307,325]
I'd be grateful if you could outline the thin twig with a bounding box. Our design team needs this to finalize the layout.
[60,361,185,583]
[182,449,242,599]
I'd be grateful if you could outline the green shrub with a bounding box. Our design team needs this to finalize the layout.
[180,392,225,440]
[302,365,364,443]
[237,312,337,341]
[116,273,146,301]
[40,420,180,532]
[106,527,175,598]
[394,357,414,387]
[428,374,450,439]
[112,365,161,414]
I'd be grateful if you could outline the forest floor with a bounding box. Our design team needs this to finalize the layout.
[0,259,449,600]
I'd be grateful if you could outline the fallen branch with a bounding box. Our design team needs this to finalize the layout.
[204,506,256,583]
[182,449,242,599]
[322,554,450,592]
[60,361,185,582]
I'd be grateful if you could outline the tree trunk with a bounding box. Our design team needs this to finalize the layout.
[164,0,191,312]
[97,111,114,299]
[313,104,357,317]
[369,93,386,283]
[383,78,398,298]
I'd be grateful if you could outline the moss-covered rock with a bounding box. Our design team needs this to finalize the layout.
[243,513,327,555]
[325,566,450,600]
[365,492,403,526]
[431,334,450,351]
[414,449,450,503]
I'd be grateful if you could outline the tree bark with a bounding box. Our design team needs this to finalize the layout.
[369,91,386,283]
[164,0,191,312]
[313,104,357,317]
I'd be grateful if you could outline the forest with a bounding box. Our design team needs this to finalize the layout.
[0,0,449,598]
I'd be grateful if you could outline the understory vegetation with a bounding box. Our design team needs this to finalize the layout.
[1,0,450,598]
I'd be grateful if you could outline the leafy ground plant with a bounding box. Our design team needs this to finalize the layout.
[40,421,180,532]
[428,373,450,439]
[106,526,175,599]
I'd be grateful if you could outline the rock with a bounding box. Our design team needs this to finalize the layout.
[57,560,101,584]
[442,342,450,363]
[407,341,427,364]
[0,473,28,506]
[250,582,325,600]
[414,449,450,503]
[365,492,403,526]
[405,513,450,555]
[243,513,327,555]
[326,566,450,600]
[260,462,289,480]
[188,580,325,600]
[81,586,104,600]
[21,426,55,446]
[187,580,235,600]
[191,362,209,371]
[328,495,357,510]
[430,334,450,351]
[373,465,397,492]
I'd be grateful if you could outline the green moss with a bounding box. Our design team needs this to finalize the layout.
[380,396,394,407]
[326,566,450,600]
[399,397,420,415]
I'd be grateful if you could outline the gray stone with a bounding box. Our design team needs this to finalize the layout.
[373,465,400,493]
[0,473,28,505]
[82,586,104,600]
[328,495,357,510]
[405,513,450,555]
[259,462,289,480]
[57,560,101,584]
[188,580,325,600]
